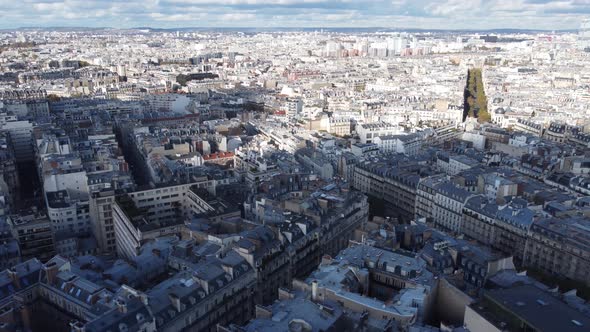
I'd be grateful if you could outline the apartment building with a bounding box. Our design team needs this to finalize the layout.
[89,190,117,253]
[462,195,499,248]
[356,122,401,144]
[462,196,534,262]
[294,148,334,180]
[432,182,472,233]
[465,284,590,332]
[7,210,56,262]
[112,176,236,258]
[1,120,35,162]
[327,117,351,136]
[295,244,435,327]
[353,157,426,221]
[524,216,590,285]
[513,118,543,137]
[415,175,447,221]
[437,154,479,176]
[0,246,257,332]
[373,133,422,156]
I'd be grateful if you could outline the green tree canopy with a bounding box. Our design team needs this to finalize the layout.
[463,68,489,123]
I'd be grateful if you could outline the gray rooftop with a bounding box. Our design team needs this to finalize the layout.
[483,284,590,332]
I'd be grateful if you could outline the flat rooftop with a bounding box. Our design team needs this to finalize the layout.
[480,284,590,332]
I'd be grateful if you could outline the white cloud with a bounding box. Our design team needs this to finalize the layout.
[426,0,483,17]
[0,0,587,29]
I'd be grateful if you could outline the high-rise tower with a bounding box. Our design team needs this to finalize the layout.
[579,18,590,51]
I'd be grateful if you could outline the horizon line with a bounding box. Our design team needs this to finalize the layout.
[1,26,579,33]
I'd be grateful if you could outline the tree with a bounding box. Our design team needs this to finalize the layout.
[478,110,491,123]
[464,67,488,122]
[176,74,188,86]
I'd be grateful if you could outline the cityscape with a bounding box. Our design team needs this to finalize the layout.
[0,2,590,332]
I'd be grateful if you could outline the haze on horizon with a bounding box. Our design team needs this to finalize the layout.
[1,0,589,31]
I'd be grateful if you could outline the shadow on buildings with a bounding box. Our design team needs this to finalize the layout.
[15,161,43,210]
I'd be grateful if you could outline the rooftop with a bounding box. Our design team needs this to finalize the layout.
[244,296,344,332]
[480,284,590,332]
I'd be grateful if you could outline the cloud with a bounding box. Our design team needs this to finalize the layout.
[0,0,587,29]
[426,0,484,17]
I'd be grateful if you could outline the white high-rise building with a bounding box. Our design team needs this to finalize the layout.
[579,19,590,51]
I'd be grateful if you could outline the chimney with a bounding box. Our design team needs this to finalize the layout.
[185,243,193,256]
[139,294,149,306]
[311,280,319,302]
[278,287,294,300]
[115,299,127,314]
[255,305,272,319]
[169,293,182,312]
[321,255,333,266]
[7,269,20,289]
[69,321,85,332]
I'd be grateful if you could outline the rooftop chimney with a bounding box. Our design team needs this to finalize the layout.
[115,299,127,314]
[311,280,319,302]
[169,293,182,312]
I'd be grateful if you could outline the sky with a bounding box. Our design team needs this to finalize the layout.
[0,0,589,30]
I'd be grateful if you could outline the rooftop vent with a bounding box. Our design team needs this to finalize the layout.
[536,299,548,306]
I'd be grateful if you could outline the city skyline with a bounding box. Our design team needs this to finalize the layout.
[1,2,590,331]
[1,0,590,30]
